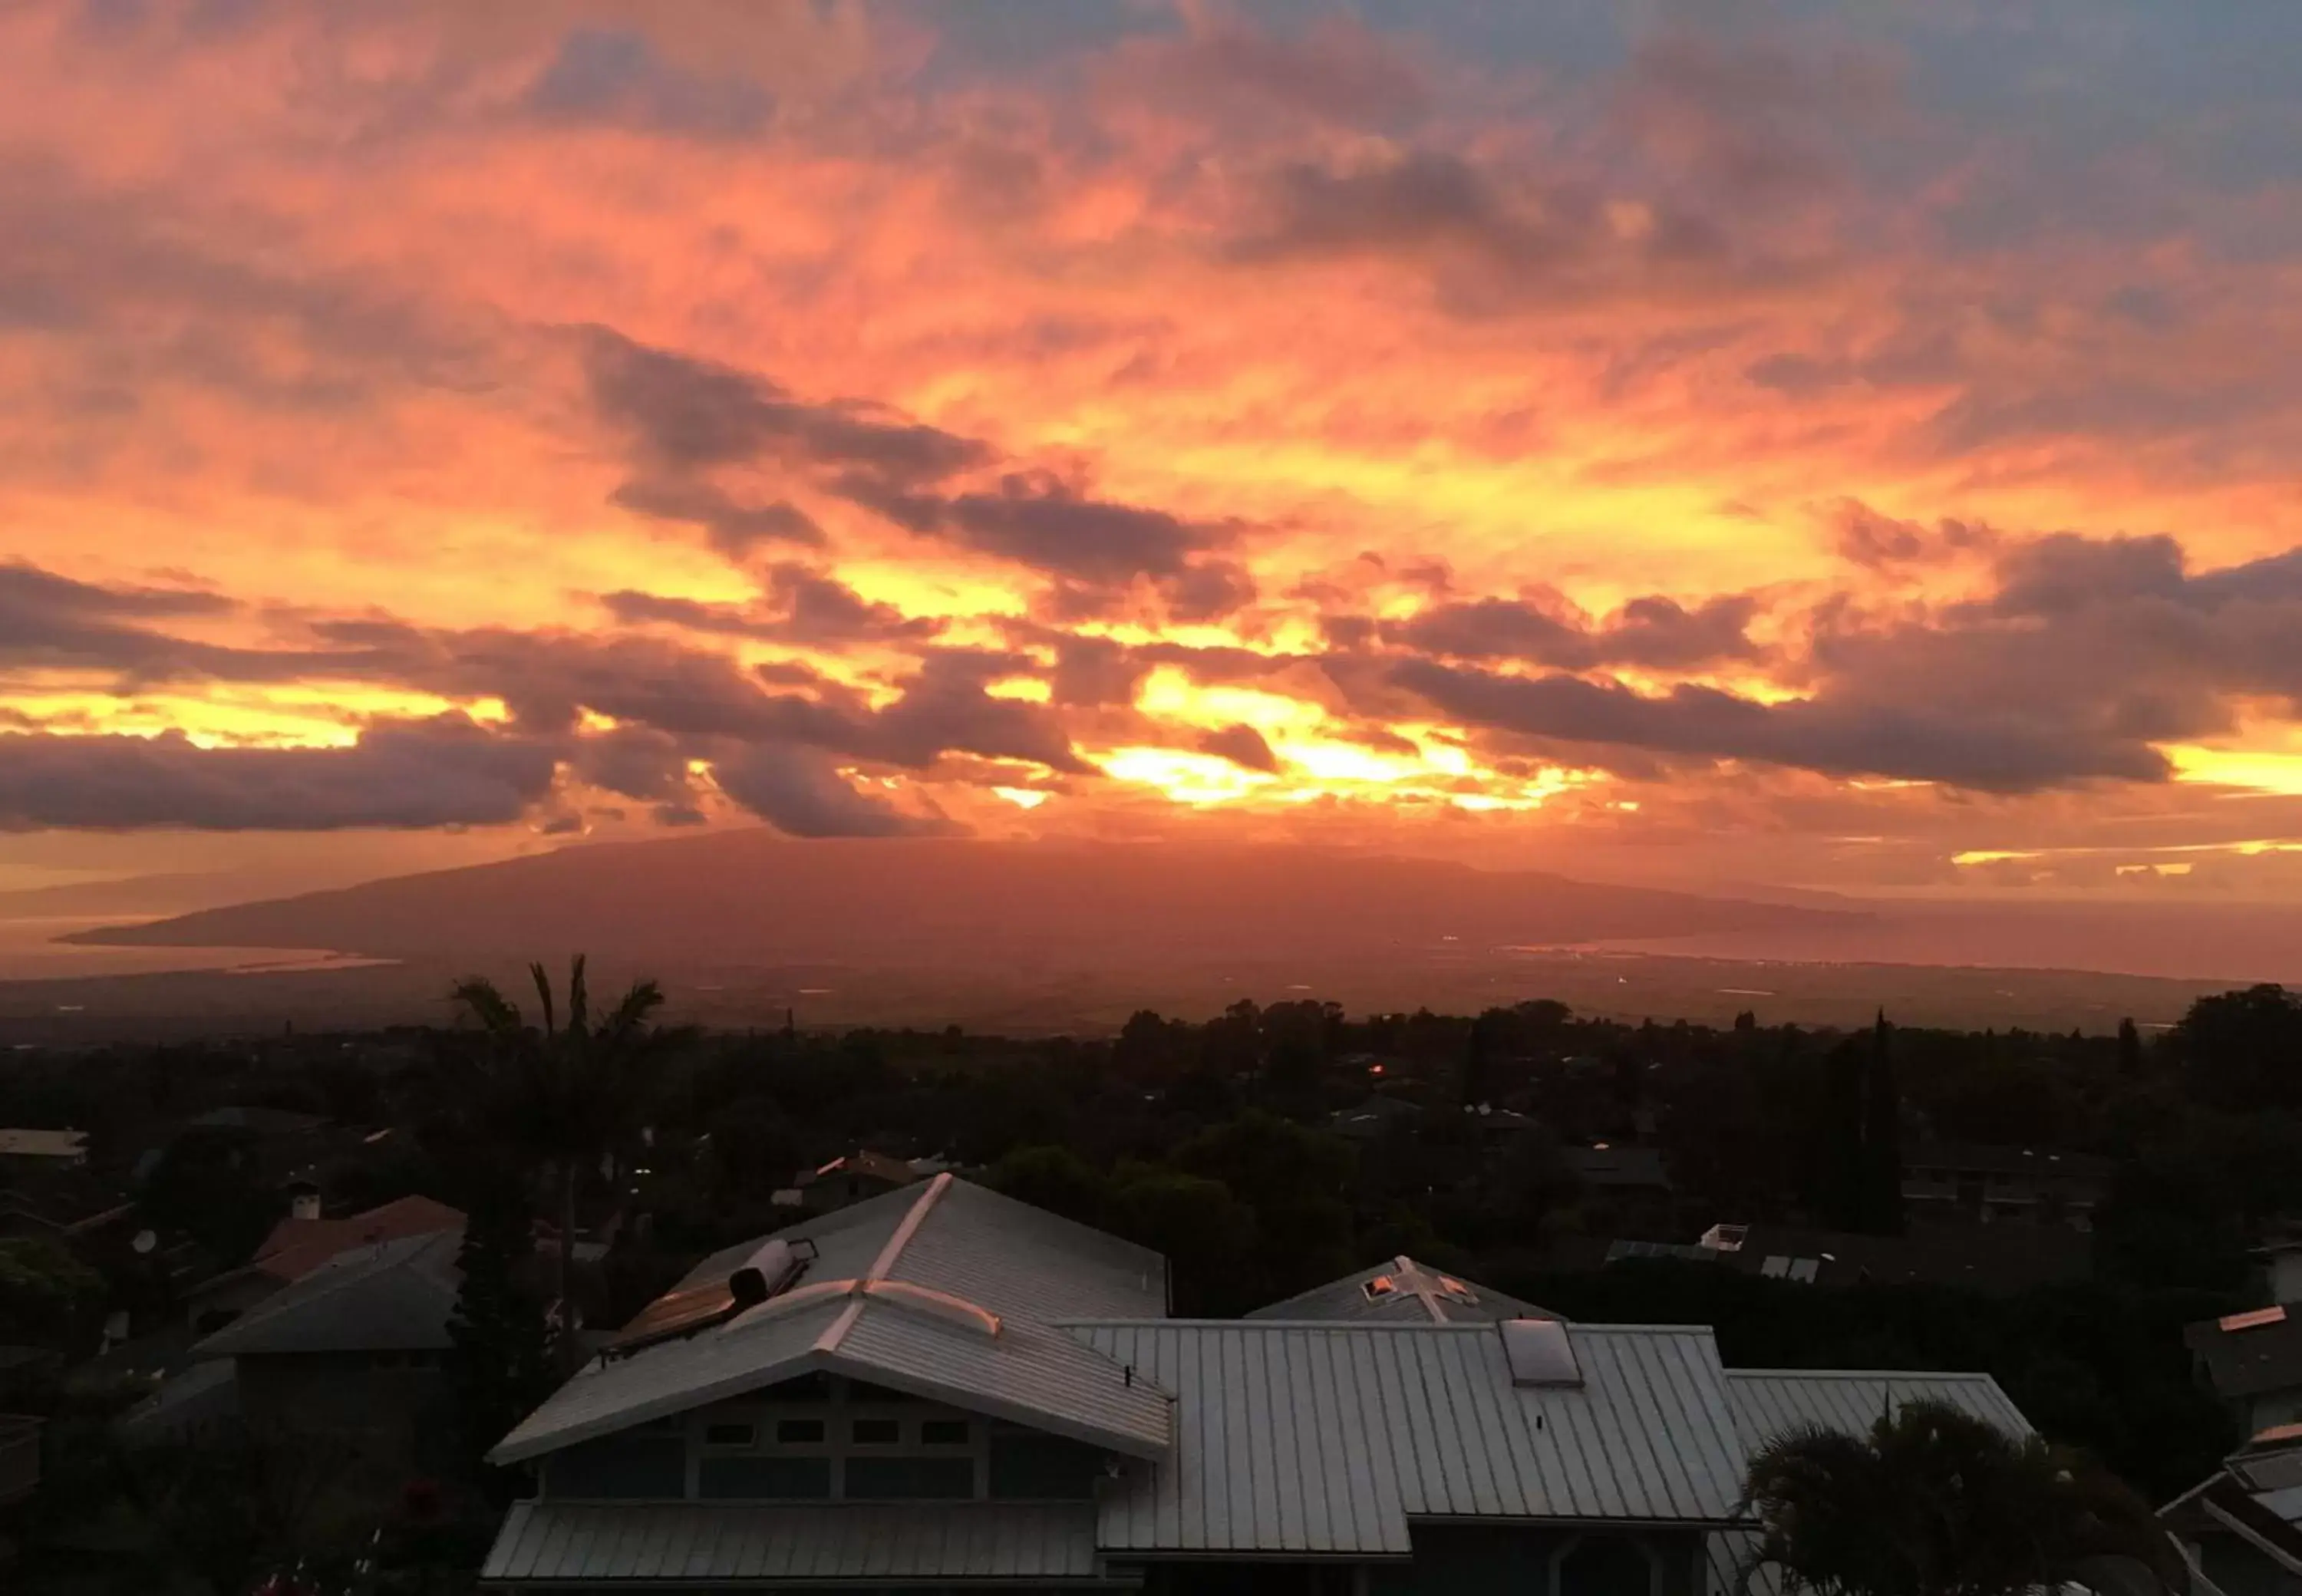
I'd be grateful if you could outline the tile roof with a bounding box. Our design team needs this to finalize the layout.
[1247,1257,1561,1326]
[489,1175,1172,1468]
[252,1194,466,1282]
[195,1226,463,1357]
[480,1501,1108,1586]
[1064,1320,1750,1555]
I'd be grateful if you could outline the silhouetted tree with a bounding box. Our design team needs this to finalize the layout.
[447,1175,552,1493]
[1858,1011,1905,1235]
[2117,1016,2144,1077]
[450,955,666,1373]
[2175,984,2302,1111]
[1739,1400,2185,1596]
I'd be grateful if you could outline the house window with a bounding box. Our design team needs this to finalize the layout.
[843,1455,975,1499]
[851,1418,901,1446]
[775,1418,826,1445]
[704,1423,756,1448]
[920,1420,971,1446]
[1554,1535,1658,1596]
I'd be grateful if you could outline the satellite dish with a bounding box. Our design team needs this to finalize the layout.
[132,1229,157,1255]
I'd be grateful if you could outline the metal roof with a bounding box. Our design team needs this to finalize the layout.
[490,1176,1172,1467]
[1723,1368,2033,1456]
[480,1501,1114,1586]
[1064,1321,1750,1555]
[1705,1369,2036,1596]
[0,1128,87,1159]
[195,1227,463,1358]
[1247,1257,1560,1326]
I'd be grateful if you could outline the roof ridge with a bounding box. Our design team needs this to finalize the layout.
[1727,1367,1998,1381]
[817,1172,952,1357]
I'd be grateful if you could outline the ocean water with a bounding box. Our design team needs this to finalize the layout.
[0,916,383,982]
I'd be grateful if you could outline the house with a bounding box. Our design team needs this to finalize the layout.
[2186,1307,2302,1436]
[477,1173,2040,1594]
[183,1192,465,1335]
[0,1128,87,1176]
[1618,1219,2094,1295]
[2161,1426,2302,1596]
[1560,1144,1672,1193]
[1703,1369,2041,1596]
[0,1413,39,1506]
[785,1152,922,1215]
[1327,1096,1427,1142]
[181,1218,466,1479]
[1900,1142,2109,1230]
[1249,1255,1564,1325]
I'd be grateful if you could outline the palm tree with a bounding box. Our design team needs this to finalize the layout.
[1736,1399,2187,1596]
[450,955,665,1375]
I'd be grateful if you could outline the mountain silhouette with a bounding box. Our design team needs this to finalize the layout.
[69,830,1854,969]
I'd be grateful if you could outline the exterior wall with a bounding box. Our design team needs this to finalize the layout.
[1134,1525,1708,1596]
[2244,1387,2302,1436]
[538,1375,1110,1505]
[235,1350,454,1476]
[2199,1535,2302,1596]
[2271,1253,2302,1307]
[1374,1524,1706,1596]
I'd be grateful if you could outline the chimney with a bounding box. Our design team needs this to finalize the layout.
[286,1179,322,1222]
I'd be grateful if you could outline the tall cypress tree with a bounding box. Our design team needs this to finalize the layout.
[447,1176,552,1497]
[1862,1010,1905,1235]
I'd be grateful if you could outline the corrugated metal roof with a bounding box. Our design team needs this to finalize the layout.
[1247,1257,1560,1326]
[1066,1321,1749,1554]
[1723,1369,2033,1456]
[899,1179,1167,1323]
[1705,1370,2037,1596]
[195,1227,462,1357]
[491,1176,1172,1466]
[480,1501,1111,1585]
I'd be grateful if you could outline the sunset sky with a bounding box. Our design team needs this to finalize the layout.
[8,0,2302,904]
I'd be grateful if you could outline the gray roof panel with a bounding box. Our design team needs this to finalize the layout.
[1723,1368,2033,1456]
[492,1176,1172,1466]
[195,1228,462,1357]
[480,1501,1105,1584]
[1067,1321,1749,1554]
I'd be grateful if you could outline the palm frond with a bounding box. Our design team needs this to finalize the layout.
[567,954,590,1037]
[447,977,522,1035]
[529,961,556,1035]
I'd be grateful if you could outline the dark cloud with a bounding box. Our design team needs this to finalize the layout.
[1391,658,2168,792]
[1988,533,2185,615]
[1198,723,1281,773]
[709,743,955,838]
[864,651,1094,776]
[1165,559,1259,623]
[856,468,1222,584]
[0,561,378,686]
[569,724,691,803]
[1830,501,1997,569]
[1119,18,1431,129]
[525,28,775,141]
[1048,634,1150,707]
[1231,148,1731,309]
[0,717,558,830]
[600,566,942,648]
[1618,31,1894,205]
[582,326,988,483]
[1384,592,1758,670]
[608,477,824,557]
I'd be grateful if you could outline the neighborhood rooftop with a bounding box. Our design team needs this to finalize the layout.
[477,1173,2037,1591]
